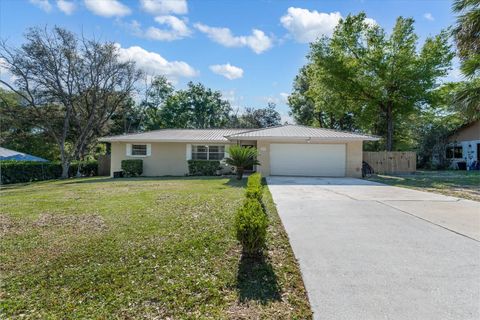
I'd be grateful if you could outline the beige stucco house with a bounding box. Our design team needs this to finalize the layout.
[99,125,379,178]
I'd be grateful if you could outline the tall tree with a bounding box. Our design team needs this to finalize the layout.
[289,14,453,150]
[234,102,281,128]
[452,0,480,120]
[0,27,141,177]
[143,79,232,129]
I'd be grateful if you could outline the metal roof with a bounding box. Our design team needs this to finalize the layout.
[0,147,48,162]
[99,125,379,142]
[226,125,379,141]
[99,129,249,143]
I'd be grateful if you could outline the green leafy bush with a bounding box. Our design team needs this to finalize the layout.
[0,161,62,184]
[245,172,263,201]
[234,198,268,257]
[187,160,220,176]
[69,160,99,177]
[121,159,143,177]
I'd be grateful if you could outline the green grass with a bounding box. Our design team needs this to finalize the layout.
[0,177,311,319]
[368,170,480,201]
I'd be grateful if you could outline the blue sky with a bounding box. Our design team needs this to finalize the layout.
[1,0,459,121]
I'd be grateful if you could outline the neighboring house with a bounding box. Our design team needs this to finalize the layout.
[99,124,379,178]
[0,147,48,162]
[445,120,480,169]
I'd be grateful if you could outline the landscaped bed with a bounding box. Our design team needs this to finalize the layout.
[368,170,480,201]
[0,177,311,319]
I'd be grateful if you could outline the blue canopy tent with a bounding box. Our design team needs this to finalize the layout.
[0,147,48,162]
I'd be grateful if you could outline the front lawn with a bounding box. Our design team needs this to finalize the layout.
[0,177,311,319]
[368,170,480,201]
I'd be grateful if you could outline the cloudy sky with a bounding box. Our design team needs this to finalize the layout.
[1,0,459,121]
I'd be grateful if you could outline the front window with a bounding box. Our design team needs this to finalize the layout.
[446,146,463,159]
[132,144,147,156]
[192,145,225,160]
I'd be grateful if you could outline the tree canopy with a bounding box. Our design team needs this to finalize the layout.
[289,13,453,151]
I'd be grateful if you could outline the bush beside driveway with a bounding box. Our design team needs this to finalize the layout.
[0,177,311,319]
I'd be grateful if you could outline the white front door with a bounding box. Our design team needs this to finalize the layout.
[269,143,346,176]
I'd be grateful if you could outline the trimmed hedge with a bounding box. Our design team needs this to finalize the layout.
[234,198,268,257]
[121,159,143,177]
[0,160,99,184]
[187,160,220,176]
[0,161,62,184]
[245,172,263,201]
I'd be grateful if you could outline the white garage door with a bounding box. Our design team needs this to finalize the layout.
[270,144,346,177]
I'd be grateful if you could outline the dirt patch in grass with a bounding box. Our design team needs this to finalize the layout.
[0,213,107,237]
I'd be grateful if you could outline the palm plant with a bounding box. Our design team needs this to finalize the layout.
[225,145,260,180]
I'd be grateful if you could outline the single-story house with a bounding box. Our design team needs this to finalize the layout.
[99,124,379,178]
[0,147,48,162]
[445,120,480,169]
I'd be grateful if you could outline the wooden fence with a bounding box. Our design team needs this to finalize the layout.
[97,154,111,176]
[363,151,416,174]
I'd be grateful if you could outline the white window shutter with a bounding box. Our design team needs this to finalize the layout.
[126,143,132,156]
[186,144,192,160]
[146,144,152,156]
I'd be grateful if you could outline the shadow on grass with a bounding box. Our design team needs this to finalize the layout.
[236,254,281,304]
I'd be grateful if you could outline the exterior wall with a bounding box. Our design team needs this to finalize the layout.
[111,142,189,176]
[447,121,480,143]
[446,140,480,168]
[255,140,363,178]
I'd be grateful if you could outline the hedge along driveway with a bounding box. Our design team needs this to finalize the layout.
[0,177,311,319]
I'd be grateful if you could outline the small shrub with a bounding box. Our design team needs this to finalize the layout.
[0,161,62,184]
[121,159,143,177]
[187,160,220,176]
[234,198,268,257]
[245,173,263,201]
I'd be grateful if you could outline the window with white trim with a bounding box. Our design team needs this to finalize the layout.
[446,146,463,159]
[192,145,225,160]
[132,144,147,156]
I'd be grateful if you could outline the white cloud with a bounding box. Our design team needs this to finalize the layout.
[56,0,75,15]
[29,0,52,12]
[280,7,341,43]
[144,16,191,41]
[279,92,289,103]
[140,0,187,15]
[209,63,244,80]
[116,44,198,82]
[84,0,131,17]
[194,23,273,54]
[424,12,434,21]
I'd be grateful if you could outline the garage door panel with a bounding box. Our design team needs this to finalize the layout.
[270,144,346,177]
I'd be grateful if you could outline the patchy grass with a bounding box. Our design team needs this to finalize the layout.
[368,170,480,201]
[0,177,311,319]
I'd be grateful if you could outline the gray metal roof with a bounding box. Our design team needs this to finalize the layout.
[99,129,249,143]
[226,125,379,141]
[99,125,379,142]
[0,147,48,162]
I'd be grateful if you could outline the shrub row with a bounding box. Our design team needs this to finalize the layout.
[0,160,98,184]
[121,159,143,177]
[187,160,220,176]
[234,173,268,257]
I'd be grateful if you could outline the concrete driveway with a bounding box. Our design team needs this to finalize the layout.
[266,176,480,320]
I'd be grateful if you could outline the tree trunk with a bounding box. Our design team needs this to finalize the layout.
[236,167,244,180]
[61,161,70,179]
[59,144,70,179]
[386,102,394,151]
